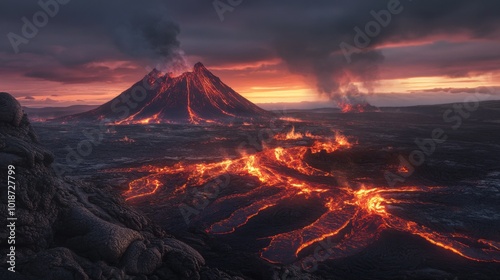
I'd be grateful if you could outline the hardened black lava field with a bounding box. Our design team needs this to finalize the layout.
[31,101,500,280]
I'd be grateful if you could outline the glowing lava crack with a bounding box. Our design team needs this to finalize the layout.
[65,63,270,124]
[110,129,500,265]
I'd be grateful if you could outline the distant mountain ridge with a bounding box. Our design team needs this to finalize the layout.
[23,105,99,120]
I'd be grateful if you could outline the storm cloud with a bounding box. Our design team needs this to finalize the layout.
[1,0,499,105]
[0,0,185,81]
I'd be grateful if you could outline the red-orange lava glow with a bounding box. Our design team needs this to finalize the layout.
[111,131,500,265]
[273,126,321,140]
[261,186,500,264]
[339,102,376,113]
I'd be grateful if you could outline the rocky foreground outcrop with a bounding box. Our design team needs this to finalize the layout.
[0,92,240,280]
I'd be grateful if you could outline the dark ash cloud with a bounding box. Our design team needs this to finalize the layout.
[0,0,185,82]
[1,0,499,103]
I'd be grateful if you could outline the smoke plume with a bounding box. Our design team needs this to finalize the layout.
[274,34,383,110]
[112,15,188,74]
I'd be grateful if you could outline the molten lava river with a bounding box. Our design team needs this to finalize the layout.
[109,129,500,265]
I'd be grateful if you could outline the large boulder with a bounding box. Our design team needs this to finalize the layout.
[0,93,236,280]
[0,92,23,127]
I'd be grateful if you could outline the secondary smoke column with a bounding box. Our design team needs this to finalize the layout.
[269,2,399,112]
[269,0,499,112]
[336,84,379,113]
[275,34,382,112]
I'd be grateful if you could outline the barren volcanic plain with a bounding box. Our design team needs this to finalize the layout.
[32,101,500,279]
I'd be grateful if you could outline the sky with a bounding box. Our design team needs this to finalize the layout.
[1,0,500,108]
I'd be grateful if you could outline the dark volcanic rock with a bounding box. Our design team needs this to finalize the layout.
[0,93,237,280]
[0,92,23,127]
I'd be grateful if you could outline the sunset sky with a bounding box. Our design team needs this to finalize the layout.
[1,0,499,108]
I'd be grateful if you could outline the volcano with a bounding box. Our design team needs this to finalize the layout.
[65,62,271,124]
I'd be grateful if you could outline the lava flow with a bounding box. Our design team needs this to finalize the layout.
[261,186,500,264]
[110,128,500,265]
[339,102,378,113]
[117,132,348,201]
[273,126,320,140]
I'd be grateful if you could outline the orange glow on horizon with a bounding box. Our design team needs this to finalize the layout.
[10,59,500,108]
